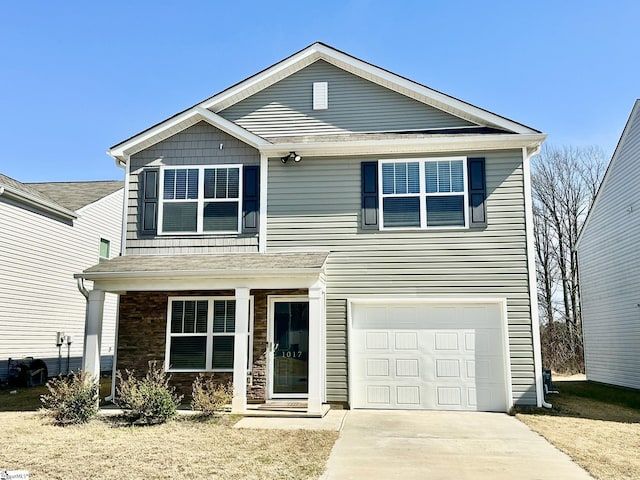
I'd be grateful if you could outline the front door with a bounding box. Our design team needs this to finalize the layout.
[270,300,309,397]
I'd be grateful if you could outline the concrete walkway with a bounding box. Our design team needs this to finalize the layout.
[320,410,593,480]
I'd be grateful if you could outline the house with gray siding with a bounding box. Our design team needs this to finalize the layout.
[576,99,640,390]
[0,174,122,382]
[76,43,547,413]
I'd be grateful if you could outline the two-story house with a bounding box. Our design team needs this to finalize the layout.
[76,43,547,414]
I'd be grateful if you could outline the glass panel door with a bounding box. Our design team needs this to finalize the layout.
[273,301,309,395]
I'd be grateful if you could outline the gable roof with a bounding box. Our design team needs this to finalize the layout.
[0,173,77,220]
[26,180,123,211]
[109,42,545,162]
[577,99,640,247]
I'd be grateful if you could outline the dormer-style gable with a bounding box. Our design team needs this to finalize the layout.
[108,42,544,163]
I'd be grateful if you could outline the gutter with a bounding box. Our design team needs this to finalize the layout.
[0,184,77,221]
[74,267,325,282]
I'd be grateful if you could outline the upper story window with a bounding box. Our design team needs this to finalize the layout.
[99,238,110,259]
[380,157,467,229]
[158,165,242,234]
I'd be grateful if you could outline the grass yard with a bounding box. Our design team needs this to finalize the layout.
[516,378,640,480]
[0,413,337,479]
[0,383,338,479]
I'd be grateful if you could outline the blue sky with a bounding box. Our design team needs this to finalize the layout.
[1,1,638,182]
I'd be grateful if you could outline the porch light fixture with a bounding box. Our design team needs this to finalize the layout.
[281,152,302,164]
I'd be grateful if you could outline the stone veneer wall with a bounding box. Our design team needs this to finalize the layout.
[117,288,308,401]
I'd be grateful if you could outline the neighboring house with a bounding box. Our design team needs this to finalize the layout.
[576,99,640,390]
[0,174,123,382]
[76,43,547,414]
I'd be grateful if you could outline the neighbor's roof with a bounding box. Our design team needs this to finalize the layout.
[78,252,329,280]
[108,42,546,161]
[0,172,77,220]
[27,180,123,211]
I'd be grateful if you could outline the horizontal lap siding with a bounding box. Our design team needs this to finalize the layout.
[577,105,640,390]
[266,151,536,405]
[127,122,260,255]
[0,191,122,378]
[219,60,474,138]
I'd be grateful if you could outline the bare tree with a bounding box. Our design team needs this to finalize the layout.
[531,144,606,372]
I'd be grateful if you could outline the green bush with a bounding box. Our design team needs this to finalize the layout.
[40,370,99,425]
[115,360,183,425]
[191,374,233,416]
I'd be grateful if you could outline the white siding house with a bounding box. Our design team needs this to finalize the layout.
[577,99,640,390]
[0,174,123,382]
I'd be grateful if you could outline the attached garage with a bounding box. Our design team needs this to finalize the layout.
[349,300,510,412]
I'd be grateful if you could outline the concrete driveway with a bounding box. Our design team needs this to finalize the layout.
[321,410,593,480]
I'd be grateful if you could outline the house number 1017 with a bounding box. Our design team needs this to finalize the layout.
[281,351,303,358]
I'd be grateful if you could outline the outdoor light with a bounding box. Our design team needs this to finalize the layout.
[281,152,302,164]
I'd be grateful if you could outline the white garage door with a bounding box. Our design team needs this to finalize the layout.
[350,302,508,411]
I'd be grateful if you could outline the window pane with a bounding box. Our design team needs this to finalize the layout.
[226,301,236,332]
[169,336,206,369]
[196,301,208,333]
[451,160,464,192]
[394,163,407,194]
[425,162,438,193]
[407,163,420,194]
[212,336,234,369]
[183,301,195,333]
[203,202,238,232]
[162,203,197,232]
[175,170,187,199]
[215,169,228,199]
[213,301,226,333]
[383,197,420,227]
[99,238,110,259]
[171,301,184,333]
[204,169,216,199]
[426,196,465,227]
[382,164,394,194]
[438,161,451,193]
[213,300,235,333]
[228,168,239,198]
[163,170,175,199]
[187,169,199,199]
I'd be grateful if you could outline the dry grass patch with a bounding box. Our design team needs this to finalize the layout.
[0,412,338,480]
[516,380,640,480]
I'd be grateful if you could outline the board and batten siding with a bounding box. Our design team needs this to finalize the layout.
[218,60,475,138]
[577,102,640,390]
[266,150,536,405]
[126,122,260,255]
[0,189,123,379]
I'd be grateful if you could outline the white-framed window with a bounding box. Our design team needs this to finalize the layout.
[165,296,253,372]
[379,157,468,229]
[158,165,242,234]
[99,238,110,259]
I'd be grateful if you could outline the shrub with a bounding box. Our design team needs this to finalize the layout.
[40,370,99,425]
[191,374,233,416]
[115,360,183,425]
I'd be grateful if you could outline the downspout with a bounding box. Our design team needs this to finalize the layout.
[522,146,552,409]
[77,277,90,300]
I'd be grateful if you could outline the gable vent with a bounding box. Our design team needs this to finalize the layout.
[313,82,328,110]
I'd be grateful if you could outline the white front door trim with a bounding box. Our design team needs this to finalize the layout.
[267,295,309,400]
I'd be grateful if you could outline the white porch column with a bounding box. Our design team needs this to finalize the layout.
[232,287,250,413]
[307,284,325,415]
[82,290,105,380]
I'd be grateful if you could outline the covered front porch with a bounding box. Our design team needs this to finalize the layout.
[75,252,328,415]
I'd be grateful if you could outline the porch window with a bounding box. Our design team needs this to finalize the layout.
[166,297,251,372]
[380,157,467,229]
[159,165,242,234]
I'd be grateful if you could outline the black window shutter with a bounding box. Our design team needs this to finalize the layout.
[467,157,487,227]
[242,165,260,233]
[361,161,379,229]
[141,168,159,235]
